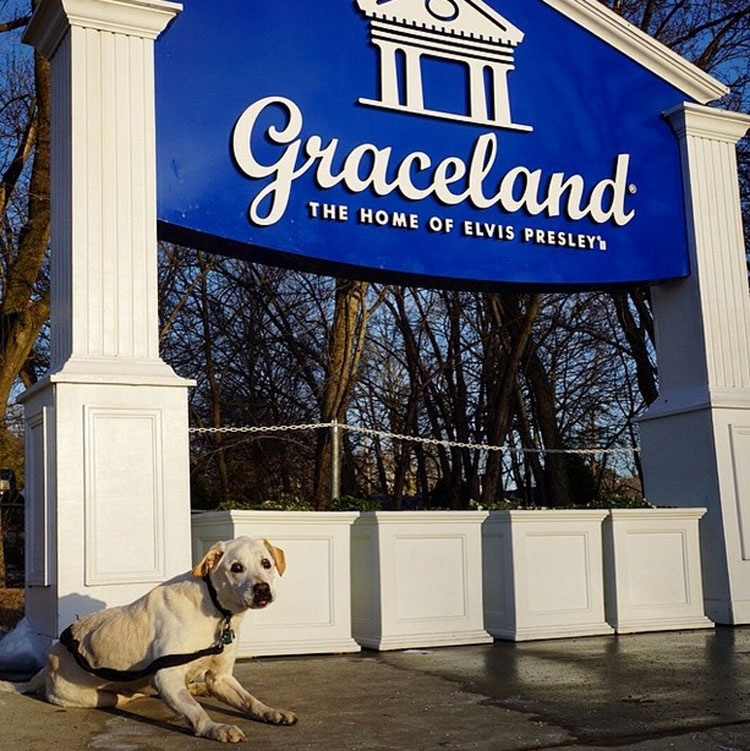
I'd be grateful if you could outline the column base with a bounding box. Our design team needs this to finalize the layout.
[638,395,750,625]
[704,598,750,625]
[21,364,193,639]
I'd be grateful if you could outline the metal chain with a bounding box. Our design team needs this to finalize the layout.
[339,424,638,454]
[189,423,335,435]
[189,422,638,455]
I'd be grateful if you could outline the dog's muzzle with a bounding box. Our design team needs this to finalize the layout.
[252,582,272,608]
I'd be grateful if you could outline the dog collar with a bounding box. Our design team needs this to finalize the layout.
[203,574,233,620]
[203,574,236,646]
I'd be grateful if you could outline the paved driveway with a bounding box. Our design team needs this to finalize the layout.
[2,628,749,750]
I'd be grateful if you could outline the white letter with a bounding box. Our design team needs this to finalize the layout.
[232,97,312,226]
[467,134,498,210]
[342,144,396,194]
[306,135,343,190]
[396,152,433,201]
[544,173,587,221]
[497,167,546,215]
[433,157,468,205]
[587,154,636,226]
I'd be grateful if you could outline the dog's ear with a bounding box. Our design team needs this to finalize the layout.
[191,542,226,577]
[263,539,286,576]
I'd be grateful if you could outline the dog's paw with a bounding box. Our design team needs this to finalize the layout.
[260,708,298,726]
[204,723,247,743]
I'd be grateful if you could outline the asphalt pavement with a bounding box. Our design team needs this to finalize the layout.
[1,627,749,750]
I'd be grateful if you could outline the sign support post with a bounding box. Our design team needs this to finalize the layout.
[20,0,192,640]
[639,103,750,625]
[331,420,342,503]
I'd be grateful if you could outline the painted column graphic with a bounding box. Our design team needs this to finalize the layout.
[357,0,531,131]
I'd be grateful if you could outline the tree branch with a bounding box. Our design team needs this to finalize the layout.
[0,16,30,34]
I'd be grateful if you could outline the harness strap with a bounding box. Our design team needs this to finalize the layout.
[59,575,236,682]
[59,626,225,683]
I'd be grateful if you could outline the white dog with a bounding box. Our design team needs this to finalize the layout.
[0,536,297,743]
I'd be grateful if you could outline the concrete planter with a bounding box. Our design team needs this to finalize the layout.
[351,511,493,650]
[483,510,613,641]
[191,510,360,657]
[603,508,714,633]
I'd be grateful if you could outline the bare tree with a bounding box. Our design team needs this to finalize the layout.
[600,0,750,405]
[0,0,50,585]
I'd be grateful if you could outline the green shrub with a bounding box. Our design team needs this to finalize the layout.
[218,494,314,512]
[328,496,381,512]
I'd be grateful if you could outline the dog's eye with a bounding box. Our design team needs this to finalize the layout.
[230,562,244,574]
[261,558,272,570]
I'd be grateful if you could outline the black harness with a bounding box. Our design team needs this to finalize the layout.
[59,575,236,683]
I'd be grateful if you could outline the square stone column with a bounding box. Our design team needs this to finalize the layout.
[20,0,192,639]
[639,103,750,624]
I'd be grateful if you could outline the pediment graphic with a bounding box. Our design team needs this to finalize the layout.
[356,0,524,46]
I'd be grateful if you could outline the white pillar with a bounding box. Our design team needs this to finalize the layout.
[467,60,488,122]
[21,0,193,640]
[374,40,400,107]
[490,64,512,125]
[403,47,424,112]
[639,103,750,624]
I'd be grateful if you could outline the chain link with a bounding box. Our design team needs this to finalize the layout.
[189,422,638,455]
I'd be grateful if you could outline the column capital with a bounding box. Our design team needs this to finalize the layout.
[23,0,181,59]
[664,102,750,144]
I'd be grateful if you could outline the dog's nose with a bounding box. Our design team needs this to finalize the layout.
[253,582,271,598]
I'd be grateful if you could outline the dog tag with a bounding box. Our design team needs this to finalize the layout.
[221,629,235,646]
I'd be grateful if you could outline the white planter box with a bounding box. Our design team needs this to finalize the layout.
[351,511,493,650]
[483,510,613,641]
[191,510,360,657]
[603,508,714,633]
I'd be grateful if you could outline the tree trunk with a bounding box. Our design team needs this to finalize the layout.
[612,289,658,406]
[312,279,370,509]
[392,396,418,508]
[481,293,541,505]
[523,344,572,507]
[514,384,546,505]
[198,254,230,507]
[0,41,52,586]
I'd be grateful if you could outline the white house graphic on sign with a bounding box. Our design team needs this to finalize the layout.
[356,0,532,131]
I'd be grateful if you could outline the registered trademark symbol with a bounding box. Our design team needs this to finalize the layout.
[628,184,638,195]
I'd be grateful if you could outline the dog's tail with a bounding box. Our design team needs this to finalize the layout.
[0,667,46,695]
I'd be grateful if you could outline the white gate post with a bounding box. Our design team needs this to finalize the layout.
[20,0,192,640]
[639,103,750,624]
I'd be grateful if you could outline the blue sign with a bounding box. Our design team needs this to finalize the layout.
[155,0,693,288]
